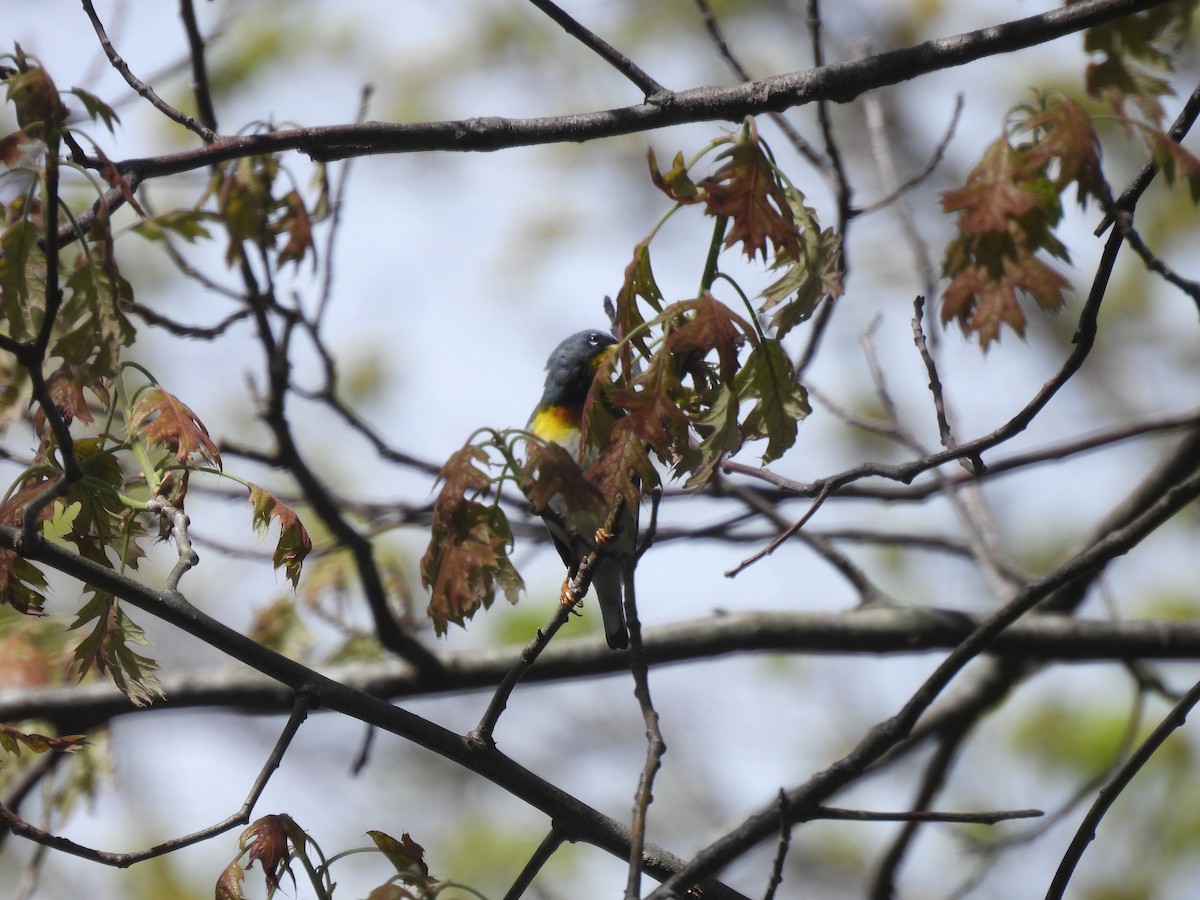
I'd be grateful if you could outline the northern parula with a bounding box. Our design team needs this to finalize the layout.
[528,330,632,650]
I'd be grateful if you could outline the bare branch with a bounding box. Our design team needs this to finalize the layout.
[0,695,311,867]
[1047,674,1200,899]
[178,0,218,137]
[67,0,1168,182]
[526,0,666,98]
[80,0,217,142]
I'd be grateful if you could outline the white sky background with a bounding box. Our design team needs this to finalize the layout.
[4,1,1200,898]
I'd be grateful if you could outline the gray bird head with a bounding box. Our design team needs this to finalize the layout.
[539,330,616,407]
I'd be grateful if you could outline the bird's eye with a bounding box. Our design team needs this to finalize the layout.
[588,333,600,344]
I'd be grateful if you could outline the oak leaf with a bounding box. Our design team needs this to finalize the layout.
[248,485,312,588]
[129,386,221,469]
[736,339,810,463]
[701,121,800,261]
[422,444,524,637]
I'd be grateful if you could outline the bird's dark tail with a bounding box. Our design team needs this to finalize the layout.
[592,558,628,650]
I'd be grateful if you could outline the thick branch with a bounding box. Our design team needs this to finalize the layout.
[9,609,1200,733]
[0,523,742,898]
[96,0,1166,180]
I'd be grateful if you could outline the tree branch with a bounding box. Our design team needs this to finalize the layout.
[83,0,1167,181]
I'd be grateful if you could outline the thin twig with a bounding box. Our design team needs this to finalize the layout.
[1047,674,1200,899]
[0,694,313,867]
[807,0,854,258]
[763,790,791,900]
[818,806,1041,825]
[724,482,832,578]
[147,497,200,592]
[469,601,575,748]
[854,92,964,220]
[178,0,218,137]
[81,0,217,142]
[526,0,667,98]
[690,0,827,173]
[650,467,1200,896]
[502,827,565,900]
[623,562,666,900]
[1106,205,1200,313]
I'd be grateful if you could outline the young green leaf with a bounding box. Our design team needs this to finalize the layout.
[735,339,811,463]
[248,485,313,588]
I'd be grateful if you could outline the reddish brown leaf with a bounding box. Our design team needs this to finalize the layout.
[275,189,314,269]
[92,144,146,216]
[662,293,749,383]
[941,140,1040,233]
[518,439,605,518]
[1020,96,1106,203]
[248,485,312,588]
[614,239,662,355]
[609,352,689,462]
[421,443,524,637]
[240,814,304,892]
[700,122,800,261]
[129,386,221,469]
[586,418,658,513]
[941,252,1070,348]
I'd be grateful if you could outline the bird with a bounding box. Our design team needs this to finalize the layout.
[528,329,632,650]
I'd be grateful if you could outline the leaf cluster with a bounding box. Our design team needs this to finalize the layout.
[423,119,827,637]
[0,57,313,707]
[941,4,1200,346]
[218,814,477,900]
[940,95,1103,347]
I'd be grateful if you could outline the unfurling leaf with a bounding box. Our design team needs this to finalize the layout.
[368,830,431,879]
[939,96,1097,347]
[422,444,524,637]
[274,189,314,269]
[129,386,221,469]
[1019,96,1106,205]
[648,147,702,204]
[615,238,663,355]
[237,813,307,893]
[215,861,245,900]
[248,485,312,588]
[0,723,86,757]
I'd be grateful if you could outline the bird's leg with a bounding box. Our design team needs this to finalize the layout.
[560,552,594,611]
